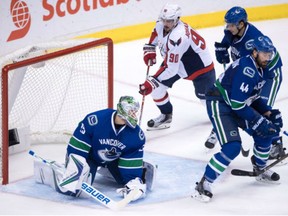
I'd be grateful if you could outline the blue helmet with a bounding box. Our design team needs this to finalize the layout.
[224,6,247,25]
[253,36,275,53]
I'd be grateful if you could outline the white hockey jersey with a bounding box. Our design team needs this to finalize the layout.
[148,20,214,83]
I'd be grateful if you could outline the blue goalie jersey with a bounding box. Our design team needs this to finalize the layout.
[66,109,146,184]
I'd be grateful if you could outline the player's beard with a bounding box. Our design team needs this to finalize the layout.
[255,55,269,69]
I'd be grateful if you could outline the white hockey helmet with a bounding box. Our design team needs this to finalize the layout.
[159,3,182,23]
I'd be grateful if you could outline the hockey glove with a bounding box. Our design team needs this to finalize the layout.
[249,115,278,138]
[267,109,283,132]
[139,76,160,96]
[214,42,230,64]
[116,177,146,201]
[143,44,156,66]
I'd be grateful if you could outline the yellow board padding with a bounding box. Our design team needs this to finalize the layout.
[76,4,288,43]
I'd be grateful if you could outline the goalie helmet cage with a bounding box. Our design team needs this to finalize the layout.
[1,37,113,185]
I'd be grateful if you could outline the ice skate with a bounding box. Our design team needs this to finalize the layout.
[191,177,213,202]
[268,137,286,160]
[251,156,280,184]
[147,113,172,131]
[204,129,218,149]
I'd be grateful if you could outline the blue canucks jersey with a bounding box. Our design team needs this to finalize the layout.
[222,23,263,61]
[67,109,146,184]
[215,55,271,122]
[221,23,282,77]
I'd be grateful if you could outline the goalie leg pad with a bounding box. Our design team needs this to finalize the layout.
[33,160,64,190]
[143,161,158,191]
[58,154,90,193]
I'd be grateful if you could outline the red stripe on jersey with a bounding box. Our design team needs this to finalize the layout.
[185,63,214,80]
[153,92,169,103]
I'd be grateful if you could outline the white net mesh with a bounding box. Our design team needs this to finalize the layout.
[1,38,113,184]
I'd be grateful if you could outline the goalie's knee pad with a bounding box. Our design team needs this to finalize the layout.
[143,161,157,191]
[58,154,91,194]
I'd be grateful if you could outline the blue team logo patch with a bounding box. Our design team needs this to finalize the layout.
[139,129,145,140]
[243,67,255,78]
[88,115,98,126]
[245,39,254,50]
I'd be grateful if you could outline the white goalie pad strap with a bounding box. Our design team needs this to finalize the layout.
[58,154,90,193]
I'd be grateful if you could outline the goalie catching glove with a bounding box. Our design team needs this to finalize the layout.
[139,76,160,96]
[143,44,156,66]
[116,177,146,202]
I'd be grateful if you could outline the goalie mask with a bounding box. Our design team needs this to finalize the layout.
[117,96,140,128]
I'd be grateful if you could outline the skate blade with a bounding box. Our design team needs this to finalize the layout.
[191,191,211,202]
[146,124,171,131]
[255,177,281,185]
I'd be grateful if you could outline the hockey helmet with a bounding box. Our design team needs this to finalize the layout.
[253,36,275,63]
[224,6,247,25]
[253,36,275,53]
[159,3,182,23]
[117,96,140,128]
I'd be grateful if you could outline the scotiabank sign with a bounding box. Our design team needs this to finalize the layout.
[7,0,31,41]
[7,0,129,42]
[43,0,129,21]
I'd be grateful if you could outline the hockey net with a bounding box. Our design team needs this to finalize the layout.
[1,38,113,184]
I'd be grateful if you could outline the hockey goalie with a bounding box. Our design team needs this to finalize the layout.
[33,96,157,203]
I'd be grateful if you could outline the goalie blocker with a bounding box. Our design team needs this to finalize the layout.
[33,153,157,198]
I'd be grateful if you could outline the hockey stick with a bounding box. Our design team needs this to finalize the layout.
[138,62,151,126]
[233,130,288,176]
[223,63,250,157]
[81,181,138,210]
[29,150,64,173]
[231,152,288,177]
[29,150,136,210]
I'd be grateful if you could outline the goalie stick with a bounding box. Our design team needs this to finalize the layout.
[81,181,138,210]
[29,150,65,173]
[231,152,288,177]
[29,150,136,210]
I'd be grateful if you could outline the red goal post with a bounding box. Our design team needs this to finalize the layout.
[1,38,113,185]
